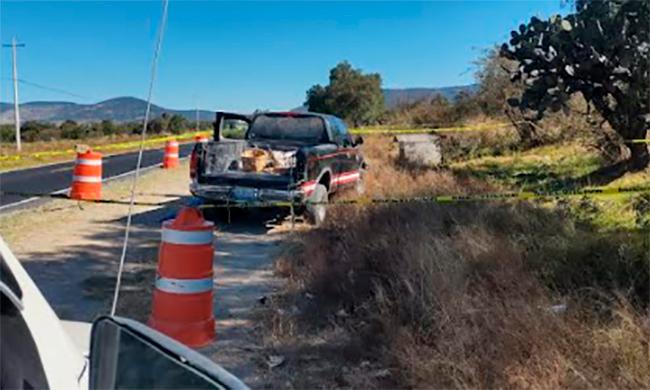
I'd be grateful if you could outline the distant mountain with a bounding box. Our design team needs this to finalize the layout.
[291,84,478,112]
[382,85,478,108]
[0,97,214,124]
[3,85,479,124]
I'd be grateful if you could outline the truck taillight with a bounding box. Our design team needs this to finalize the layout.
[190,149,198,179]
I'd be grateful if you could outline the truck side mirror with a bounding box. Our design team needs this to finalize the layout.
[353,135,364,147]
[89,316,247,390]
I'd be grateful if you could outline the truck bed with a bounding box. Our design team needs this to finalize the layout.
[197,140,297,190]
[198,171,294,190]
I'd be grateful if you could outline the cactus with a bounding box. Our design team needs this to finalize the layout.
[500,0,649,170]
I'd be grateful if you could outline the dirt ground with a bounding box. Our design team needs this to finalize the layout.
[0,161,295,386]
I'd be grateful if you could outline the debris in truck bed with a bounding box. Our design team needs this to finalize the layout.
[241,148,270,172]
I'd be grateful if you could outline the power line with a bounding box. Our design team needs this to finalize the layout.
[1,78,91,100]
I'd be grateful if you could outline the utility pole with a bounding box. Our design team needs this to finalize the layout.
[2,37,25,151]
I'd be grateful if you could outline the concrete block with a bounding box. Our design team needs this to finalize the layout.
[394,133,442,167]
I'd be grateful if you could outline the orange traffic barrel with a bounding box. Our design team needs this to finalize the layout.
[194,134,209,143]
[148,207,215,348]
[70,150,102,200]
[163,140,180,169]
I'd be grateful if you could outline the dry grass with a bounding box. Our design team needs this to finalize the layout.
[269,136,650,388]
[279,202,649,388]
[357,136,494,199]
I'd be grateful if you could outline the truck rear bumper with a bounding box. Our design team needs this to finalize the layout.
[190,182,303,205]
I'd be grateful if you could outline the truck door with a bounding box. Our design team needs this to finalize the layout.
[214,112,251,141]
[329,117,359,190]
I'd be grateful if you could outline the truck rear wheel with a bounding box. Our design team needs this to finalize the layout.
[306,184,328,226]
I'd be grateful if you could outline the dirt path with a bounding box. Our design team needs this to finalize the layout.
[202,215,286,387]
[0,161,291,386]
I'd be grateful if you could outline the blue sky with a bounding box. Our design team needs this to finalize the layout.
[1,1,565,112]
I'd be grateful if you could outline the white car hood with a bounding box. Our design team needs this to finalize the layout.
[0,236,87,389]
[61,320,92,357]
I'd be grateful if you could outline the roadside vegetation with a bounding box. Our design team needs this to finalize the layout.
[0,113,211,143]
[0,116,214,170]
[267,1,649,387]
[267,134,648,388]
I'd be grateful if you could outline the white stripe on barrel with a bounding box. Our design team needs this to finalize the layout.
[164,153,179,158]
[76,158,102,166]
[161,228,213,245]
[155,276,213,294]
[73,175,102,183]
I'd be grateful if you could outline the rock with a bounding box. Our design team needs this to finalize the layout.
[370,369,391,378]
[393,134,442,167]
[336,309,349,318]
[267,355,286,368]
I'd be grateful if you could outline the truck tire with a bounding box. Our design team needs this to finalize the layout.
[306,184,328,226]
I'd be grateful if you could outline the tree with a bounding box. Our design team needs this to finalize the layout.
[408,94,456,127]
[20,121,49,141]
[500,0,650,170]
[149,113,170,134]
[474,48,521,117]
[167,114,187,134]
[0,125,14,142]
[452,90,482,120]
[100,119,116,136]
[306,61,384,126]
[476,48,545,147]
[59,120,86,139]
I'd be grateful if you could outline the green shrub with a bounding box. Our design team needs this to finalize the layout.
[632,194,650,230]
[0,125,15,142]
[20,121,50,141]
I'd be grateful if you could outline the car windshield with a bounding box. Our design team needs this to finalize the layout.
[247,115,327,143]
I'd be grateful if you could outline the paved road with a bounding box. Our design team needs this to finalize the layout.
[0,143,194,210]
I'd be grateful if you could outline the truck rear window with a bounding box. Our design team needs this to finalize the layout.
[247,115,327,143]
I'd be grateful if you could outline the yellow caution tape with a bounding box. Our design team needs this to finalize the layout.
[3,184,647,210]
[350,122,513,135]
[198,184,649,209]
[0,130,211,162]
[626,139,650,144]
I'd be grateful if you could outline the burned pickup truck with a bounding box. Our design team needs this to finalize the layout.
[190,111,365,225]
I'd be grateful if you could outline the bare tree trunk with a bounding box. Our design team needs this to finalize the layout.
[623,123,649,170]
[627,142,650,171]
[504,108,540,149]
